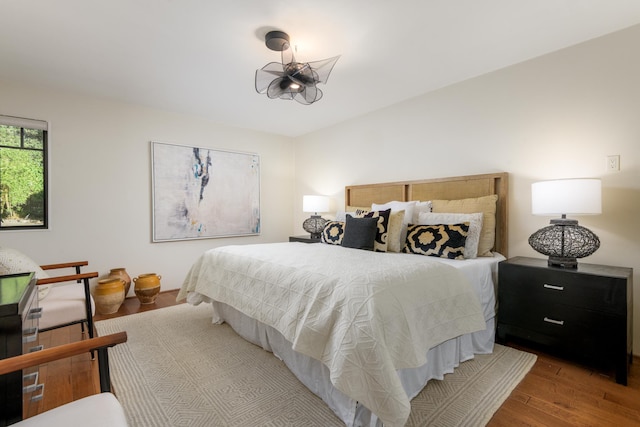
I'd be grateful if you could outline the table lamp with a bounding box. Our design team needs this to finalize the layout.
[528,178,601,268]
[302,195,329,239]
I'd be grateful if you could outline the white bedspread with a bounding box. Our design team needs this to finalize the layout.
[178,242,486,427]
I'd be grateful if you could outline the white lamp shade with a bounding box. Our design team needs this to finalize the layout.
[303,195,329,213]
[531,179,602,216]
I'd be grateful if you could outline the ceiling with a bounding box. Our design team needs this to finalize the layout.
[2,1,640,138]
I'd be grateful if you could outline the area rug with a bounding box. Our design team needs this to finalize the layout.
[95,303,536,427]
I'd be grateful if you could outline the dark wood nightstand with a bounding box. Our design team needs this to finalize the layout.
[289,235,321,243]
[497,256,633,385]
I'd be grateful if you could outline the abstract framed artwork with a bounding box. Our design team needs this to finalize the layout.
[151,141,260,242]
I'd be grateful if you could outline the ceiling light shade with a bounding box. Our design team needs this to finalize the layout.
[528,178,602,268]
[302,195,329,239]
[255,31,340,105]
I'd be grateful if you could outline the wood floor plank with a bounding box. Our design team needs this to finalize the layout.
[488,398,577,427]
[521,377,640,426]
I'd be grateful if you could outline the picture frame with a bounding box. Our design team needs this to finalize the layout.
[151,141,260,242]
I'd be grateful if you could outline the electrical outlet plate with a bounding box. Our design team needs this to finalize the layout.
[607,155,620,172]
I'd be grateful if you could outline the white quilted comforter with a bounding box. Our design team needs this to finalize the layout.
[178,242,486,427]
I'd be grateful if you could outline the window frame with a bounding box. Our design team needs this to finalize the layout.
[0,115,49,230]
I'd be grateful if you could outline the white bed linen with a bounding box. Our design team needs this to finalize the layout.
[179,243,501,427]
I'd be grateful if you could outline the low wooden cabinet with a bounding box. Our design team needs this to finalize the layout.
[497,256,633,385]
[0,272,42,426]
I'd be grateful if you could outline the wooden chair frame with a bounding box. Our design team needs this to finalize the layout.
[0,332,127,393]
[37,261,98,339]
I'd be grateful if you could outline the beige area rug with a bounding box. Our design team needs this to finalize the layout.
[95,303,536,427]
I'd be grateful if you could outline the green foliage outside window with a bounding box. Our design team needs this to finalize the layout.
[0,124,47,229]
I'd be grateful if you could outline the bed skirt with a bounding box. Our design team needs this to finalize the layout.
[194,297,495,427]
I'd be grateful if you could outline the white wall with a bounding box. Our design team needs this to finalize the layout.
[295,25,640,351]
[0,81,295,292]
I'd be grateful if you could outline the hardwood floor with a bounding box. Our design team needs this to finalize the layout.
[30,291,183,417]
[33,290,640,426]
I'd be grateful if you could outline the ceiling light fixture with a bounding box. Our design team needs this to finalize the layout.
[255,30,340,105]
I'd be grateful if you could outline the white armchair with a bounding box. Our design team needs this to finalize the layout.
[37,261,97,338]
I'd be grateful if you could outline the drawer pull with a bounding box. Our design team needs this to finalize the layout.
[30,383,45,402]
[28,307,43,320]
[29,345,44,353]
[22,327,38,343]
[543,284,564,291]
[544,316,565,326]
[23,372,39,393]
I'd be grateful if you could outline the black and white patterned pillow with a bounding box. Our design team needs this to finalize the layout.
[402,223,469,259]
[355,208,391,252]
[321,221,345,245]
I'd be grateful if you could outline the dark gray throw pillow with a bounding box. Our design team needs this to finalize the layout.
[342,216,378,251]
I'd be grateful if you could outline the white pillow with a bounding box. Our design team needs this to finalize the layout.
[412,201,433,224]
[0,246,51,299]
[417,212,483,259]
[372,201,416,224]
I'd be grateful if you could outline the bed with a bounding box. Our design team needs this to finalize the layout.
[178,172,509,427]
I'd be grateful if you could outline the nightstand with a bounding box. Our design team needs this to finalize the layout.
[289,235,321,243]
[497,256,633,385]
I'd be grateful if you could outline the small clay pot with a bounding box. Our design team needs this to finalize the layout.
[93,278,125,314]
[108,268,131,296]
[133,273,161,304]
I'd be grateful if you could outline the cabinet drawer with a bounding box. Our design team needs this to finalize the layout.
[500,299,625,343]
[500,263,626,314]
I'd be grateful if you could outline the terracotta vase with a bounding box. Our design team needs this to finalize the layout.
[133,273,161,304]
[108,268,131,296]
[93,278,125,314]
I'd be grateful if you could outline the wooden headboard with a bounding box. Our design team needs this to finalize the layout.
[345,172,509,257]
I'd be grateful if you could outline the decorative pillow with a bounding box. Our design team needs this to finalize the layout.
[321,221,345,245]
[0,246,51,300]
[342,216,379,251]
[431,195,498,257]
[418,212,483,259]
[372,201,415,251]
[384,210,405,253]
[345,205,370,214]
[403,223,469,260]
[412,200,433,224]
[341,209,369,220]
[355,208,391,252]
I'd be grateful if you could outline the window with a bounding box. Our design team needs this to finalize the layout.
[0,115,48,229]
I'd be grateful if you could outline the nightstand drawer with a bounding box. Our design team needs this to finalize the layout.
[500,299,624,343]
[499,262,626,314]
